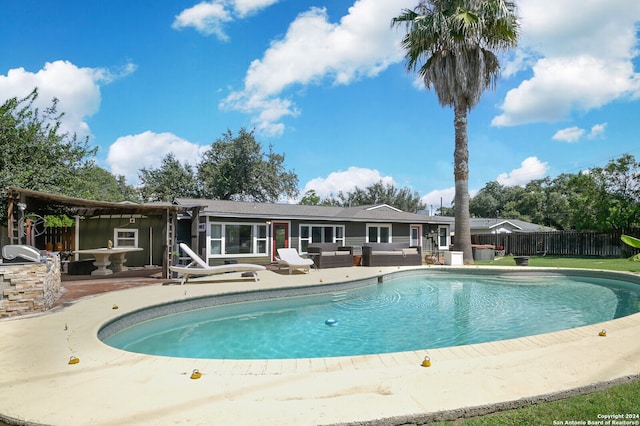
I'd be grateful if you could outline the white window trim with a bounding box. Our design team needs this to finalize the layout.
[366,223,392,243]
[438,226,449,250]
[206,221,269,258]
[113,228,138,247]
[298,224,346,252]
[365,204,402,212]
[410,224,422,247]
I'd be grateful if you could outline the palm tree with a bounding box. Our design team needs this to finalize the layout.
[392,0,518,263]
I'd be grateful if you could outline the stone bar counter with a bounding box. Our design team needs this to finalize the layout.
[0,254,61,317]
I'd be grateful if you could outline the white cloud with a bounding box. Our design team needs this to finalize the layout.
[420,187,480,210]
[552,122,607,143]
[500,47,538,79]
[172,2,232,40]
[233,0,279,17]
[421,187,455,210]
[302,166,395,199]
[0,60,135,138]
[552,126,585,143]
[172,0,280,40]
[588,123,607,140]
[220,0,415,136]
[106,131,203,185]
[493,56,640,126]
[496,157,549,187]
[493,0,640,126]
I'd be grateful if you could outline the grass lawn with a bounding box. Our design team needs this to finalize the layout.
[475,255,640,273]
[434,255,640,425]
[431,379,640,425]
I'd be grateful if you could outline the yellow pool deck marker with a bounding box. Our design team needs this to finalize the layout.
[190,369,202,379]
[421,356,431,367]
[68,356,80,365]
[112,304,119,310]
[599,329,607,337]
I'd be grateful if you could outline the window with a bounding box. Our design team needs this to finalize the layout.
[210,224,222,255]
[226,224,252,254]
[299,224,345,252]
[366,224,392,243]
[439,227,448,249]
[114,228,138,247]
[208,222,267,257]
[256,225,267,254]
[410,225,421,247]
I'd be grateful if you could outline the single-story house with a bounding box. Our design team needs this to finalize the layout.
[3,188,452,274]
[465,218,555,235]
[418,215,554,236]
[174,198,452,266]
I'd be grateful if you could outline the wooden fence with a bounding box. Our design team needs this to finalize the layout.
[472,229,640,257]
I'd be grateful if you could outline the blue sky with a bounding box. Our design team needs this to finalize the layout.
[2,0,640,208]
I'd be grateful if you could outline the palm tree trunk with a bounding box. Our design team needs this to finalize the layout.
[453,103,473,264]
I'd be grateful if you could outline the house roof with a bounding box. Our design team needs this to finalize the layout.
[174,198,449,224]
[471,218,523,231]
[441,216,555,233]
[6,187,187,217]
[471,218,555,232]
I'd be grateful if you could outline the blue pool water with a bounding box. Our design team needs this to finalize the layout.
[102,272,640,359]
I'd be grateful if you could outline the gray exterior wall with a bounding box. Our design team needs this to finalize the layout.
[79,215,164,267]
[392,223,411,244]
[345,222,367,247]
[199,216,430,266]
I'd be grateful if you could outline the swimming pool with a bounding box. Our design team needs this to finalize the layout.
[101,271,640,359]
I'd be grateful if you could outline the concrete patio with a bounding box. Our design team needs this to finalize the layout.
[1,265,639,425]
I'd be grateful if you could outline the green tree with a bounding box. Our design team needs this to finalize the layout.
[538,174,574,229]
[568,155,640,231]
[599,154,640,231]
[299,189,321,205]
[138,153,198,202]
[469,181,506,217]
[468,155,640,231]
[0,89,98,219]
[333,181,426,212]
[438,205,455,216]
[197,128,298,202]
[470,176,579,229]
[516,178,567,228]
[70,165,139,203]
[392,0,519,263]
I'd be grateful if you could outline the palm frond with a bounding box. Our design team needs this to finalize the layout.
[391,0,519,110]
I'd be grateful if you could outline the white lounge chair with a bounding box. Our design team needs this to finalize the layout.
[276,248,315,274]
[170,243,266,285]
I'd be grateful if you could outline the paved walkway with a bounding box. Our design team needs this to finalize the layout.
[54,267,167,307]
[1,266,640,426]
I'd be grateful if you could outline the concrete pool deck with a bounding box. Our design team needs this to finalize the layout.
[1,265,640,425]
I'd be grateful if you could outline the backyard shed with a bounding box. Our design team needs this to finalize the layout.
[3,187,197,278]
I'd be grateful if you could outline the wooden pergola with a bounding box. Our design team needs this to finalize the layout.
[5,187,202,278]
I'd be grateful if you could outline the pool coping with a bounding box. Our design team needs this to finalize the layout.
[2,265,640,425]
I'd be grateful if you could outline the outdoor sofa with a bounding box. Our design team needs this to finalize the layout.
[307,243,354,269]
[362,243,422,267]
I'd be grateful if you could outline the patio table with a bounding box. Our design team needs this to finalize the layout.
[76,247,143,275]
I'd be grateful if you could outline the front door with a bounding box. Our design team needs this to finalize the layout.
[410,225,421,247]
[272,222,289,261]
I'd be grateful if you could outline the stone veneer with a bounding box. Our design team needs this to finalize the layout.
[0,255,61,317]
